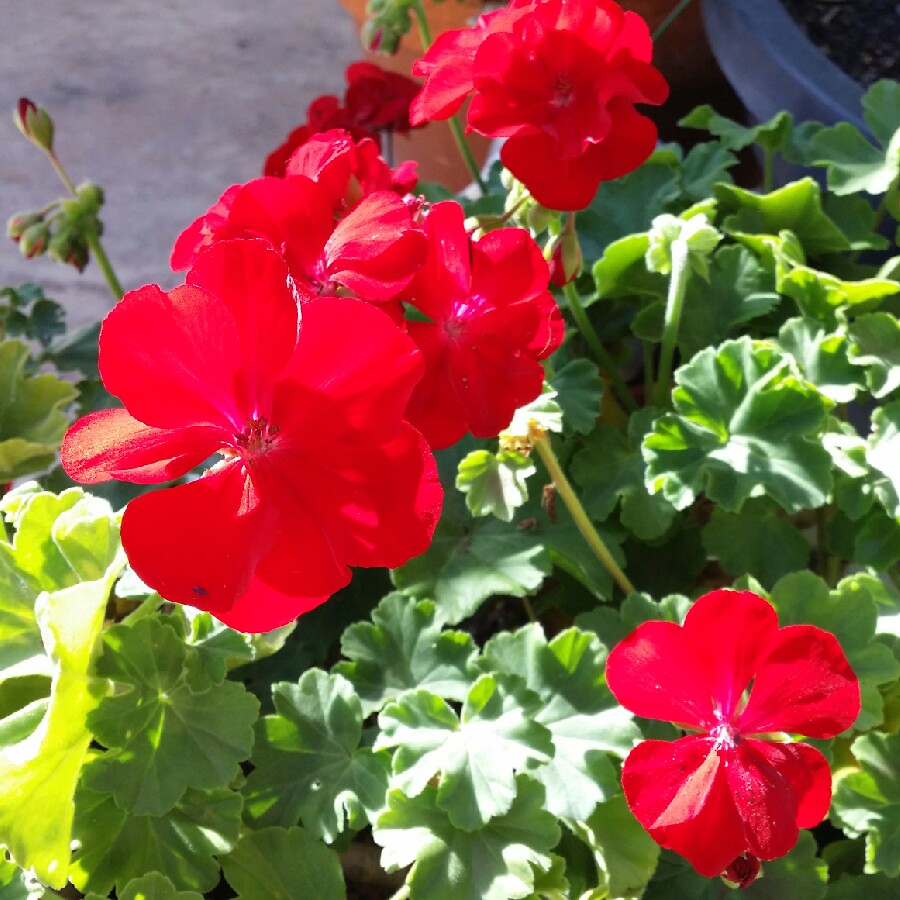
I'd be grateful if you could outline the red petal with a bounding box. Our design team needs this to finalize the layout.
[622,737,748,877]
[724,739,803,862]
[61,408,223,484]
[273,296,424,440]
[212,575,330,633]
[120,461,277,617]
[682,589,780,720]
[170,184,241,271]
[742,739,832,830]
[738,624,861,738]
[325,191,425,300]
[185,239,298,409]
[225,175,335,278]
[99,282,247,430]
[605,620,714,729]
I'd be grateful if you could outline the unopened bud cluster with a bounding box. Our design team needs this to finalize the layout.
[6,182,104,272]
[14,98,54,152]
[361,0,418,54]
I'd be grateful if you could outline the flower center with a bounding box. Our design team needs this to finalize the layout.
[711,720,740,751]
[552,75,575,109]
[234,415,280,465]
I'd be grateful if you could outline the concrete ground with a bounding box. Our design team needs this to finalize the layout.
[1,1,362,327]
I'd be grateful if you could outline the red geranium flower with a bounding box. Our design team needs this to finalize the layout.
[402,200,563,448]
[605,589,860,878]
[344,61,421,134]
[263,95,377,178]
[411,0,668,210]
[285,128,417,214]
[170,174,424,307]
[61,239,442,632]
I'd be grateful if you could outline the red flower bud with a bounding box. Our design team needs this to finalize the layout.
[547,230,582,287]
[6,211,43,242]
[14,97,54,152]
[722,853,762,889]
[18,222,50,258]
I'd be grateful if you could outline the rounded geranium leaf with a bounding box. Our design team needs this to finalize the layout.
[738,624,861,738]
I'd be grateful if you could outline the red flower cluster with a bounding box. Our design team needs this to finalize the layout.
[411,0,668,210]
[63,128,565,630]
[402,201,563,448]
[265,61,422,177]
[605,589,860,877]
[61,240,442,632]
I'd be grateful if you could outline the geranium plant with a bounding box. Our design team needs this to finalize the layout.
[3,0,900,897]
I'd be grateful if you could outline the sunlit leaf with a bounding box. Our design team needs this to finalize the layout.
[376,675,553,830]
[643,337,833,513]
[334,592,477,715]
[242,669,389,840]
[456,449,535,522]
[373,777,559,900]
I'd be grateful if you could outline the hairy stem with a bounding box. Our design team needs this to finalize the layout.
[529,424,636,595]
[654,237,690,408]
[563,282,638,414]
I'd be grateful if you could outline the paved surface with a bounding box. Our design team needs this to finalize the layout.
[1,1,361,327]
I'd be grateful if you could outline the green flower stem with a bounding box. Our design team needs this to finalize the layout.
[388,885,411,900]
[654,237,690,408]
[411,1,486,193]
[121,592,165,625]
[529,424,636,596]
[562,281,638,414]
[652,0,695,42]
[47,149,124,300]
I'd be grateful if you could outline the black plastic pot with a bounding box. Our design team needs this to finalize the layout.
[701,0,867,183]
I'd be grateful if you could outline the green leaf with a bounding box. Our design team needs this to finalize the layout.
[867,402,900,519]
[479,625,639,821]
[702,501,811,589]
[0,544,124,887]
[767,572,900,731]
[242,669,390,840]
[0,340,77,481]
[550,359,604,435]
[334,592,477,716]
[854,506,900,570]
[180,607,255,684]
[376,674,553,830]
[592,232,665,301]
[502,384,563,438]
[678,141,738,201]
[644,831,826,898]
[69,786,241,895]
[579,162,682,260]
[778,317,864,404]
[84,617,259,816]
[832,731,900,876]
[645,212,721,279]
[826,874,900,899]
[456,449,535,522]
[117,873,203,900]
[0,855,44,900]
[849,313,900,399]
[643,337,833,513]
[810,81,900,196]
[778,268,898,328]
[373,777,560,900]
[716,179,850,256]
[392,516,550,625]
[572,408,677,541]
[570,795,661,900]
[679,105,793,154]
[221,826,345,900]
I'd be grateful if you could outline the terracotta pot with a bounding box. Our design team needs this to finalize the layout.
[338,0,492,191]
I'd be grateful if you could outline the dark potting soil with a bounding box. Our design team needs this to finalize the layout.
[781,0,900,87]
